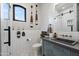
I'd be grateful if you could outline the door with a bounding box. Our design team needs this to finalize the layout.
[1,3,12,56]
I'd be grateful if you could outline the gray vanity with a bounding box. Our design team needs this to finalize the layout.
[42,37,79,56]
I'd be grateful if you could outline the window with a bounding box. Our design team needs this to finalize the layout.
[2,3,10,19]
[13,5,26,22]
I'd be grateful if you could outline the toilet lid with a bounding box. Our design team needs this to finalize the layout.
[32,43,42,48]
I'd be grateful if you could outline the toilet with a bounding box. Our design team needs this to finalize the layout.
[32,40,42,56]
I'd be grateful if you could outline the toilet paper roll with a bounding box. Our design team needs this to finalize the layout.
[26,38,31,41]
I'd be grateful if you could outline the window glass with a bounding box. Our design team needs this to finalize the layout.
[13,5,26,22]
[2,3,10,19]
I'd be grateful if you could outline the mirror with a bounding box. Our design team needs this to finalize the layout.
[54,3,79,32]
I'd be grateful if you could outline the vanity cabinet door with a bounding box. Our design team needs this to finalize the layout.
[42,40,48,56]
[63,47,71,56]
[70,49,79,56]
[70,52,79,56]
[52,44,65,56]
[43,40,66,56]
[42,39,72,56]
[43,40,54,56]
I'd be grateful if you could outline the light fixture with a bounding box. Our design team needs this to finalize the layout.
[35,4,38,25]
[30,5,33,28]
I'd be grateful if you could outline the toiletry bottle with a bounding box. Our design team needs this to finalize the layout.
[47,24,53,38]
[53,32,57,38]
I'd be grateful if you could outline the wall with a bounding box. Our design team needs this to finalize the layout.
[39,3,54,31]
[10,3,41,30]
[1,3,41,56]
[39,3,61,32]
[10,3,41,42]
[10,3,41,55]
[0,3,1,56]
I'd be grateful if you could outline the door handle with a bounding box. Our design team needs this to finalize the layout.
[4,26,11,46]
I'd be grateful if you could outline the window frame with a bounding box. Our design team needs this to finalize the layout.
[13,4,26,22]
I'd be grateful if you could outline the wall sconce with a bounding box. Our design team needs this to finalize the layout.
[35,4,38,25]
[30,5,33,28]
